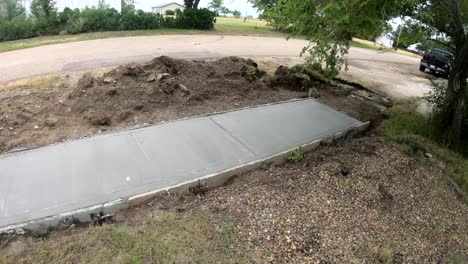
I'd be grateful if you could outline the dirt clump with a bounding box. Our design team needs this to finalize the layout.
[0,56,388,154]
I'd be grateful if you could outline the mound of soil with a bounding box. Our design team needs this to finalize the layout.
[0,56,388,154]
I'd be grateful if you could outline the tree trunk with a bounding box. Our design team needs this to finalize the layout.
[440,39,468,145]
[184,0,200,9]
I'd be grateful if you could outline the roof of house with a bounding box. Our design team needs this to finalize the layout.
[152,2,185,8]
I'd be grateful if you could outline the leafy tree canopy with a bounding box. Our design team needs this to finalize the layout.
[0,0,25,21]
[257,0,467,147]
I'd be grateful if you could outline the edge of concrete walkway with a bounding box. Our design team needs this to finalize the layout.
[0,100,370,235]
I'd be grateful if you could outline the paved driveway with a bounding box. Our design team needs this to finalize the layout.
[0,35,431,100]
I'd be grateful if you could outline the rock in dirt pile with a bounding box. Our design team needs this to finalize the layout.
[0,56,388,154]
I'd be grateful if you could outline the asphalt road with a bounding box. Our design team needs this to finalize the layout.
[0,35,431,99]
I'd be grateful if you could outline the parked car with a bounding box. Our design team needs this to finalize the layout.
[419,48,454,78]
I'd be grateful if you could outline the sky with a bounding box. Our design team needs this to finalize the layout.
[133,0,260,17]
[19,0,260,17]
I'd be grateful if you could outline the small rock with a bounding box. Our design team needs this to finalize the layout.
[103,77,113,84]
[134,104,144,111]
[308,88,320,98]
[87,112,111,126]
[34,125,39,130]
[178,84,191,95]
[335,164,350,177]
[14,228,25,235]
[45,117,58,127]
[147,73,157,82]
[354,90,370,98]
[157,73,170,81]
[106,88,118,96]
[77,73,94,90]
[425,153,433,159]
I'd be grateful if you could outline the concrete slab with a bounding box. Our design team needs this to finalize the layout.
[0,99,363,230]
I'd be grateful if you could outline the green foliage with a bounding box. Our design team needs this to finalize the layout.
[0,15,35,41]
[80,7,120,32]
[232,10,241,18]
[174,8,216,30]
[120,8,161,30]
[58,7,82,34]
[208,0,222,14]
[0,0,25,21]
[0,4,215,41]
[287,148,303,163]
[381,101,468,196]
[30,0,56,19]
[390,20,429,49]
[258,0,402,78]
[165,9,175,16]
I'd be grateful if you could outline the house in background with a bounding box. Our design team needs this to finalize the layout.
[152,2,185,15]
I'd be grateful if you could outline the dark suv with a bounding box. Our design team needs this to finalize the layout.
[420,48,454,78]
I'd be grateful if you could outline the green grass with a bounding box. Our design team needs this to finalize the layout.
[350,38,421,58]
[0,210,248,264]
[0,17,282,53]
[380,100,468,199]
[350,40,382,50]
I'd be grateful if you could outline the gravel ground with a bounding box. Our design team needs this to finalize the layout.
[187,135,468,263]
[1,135,466,263]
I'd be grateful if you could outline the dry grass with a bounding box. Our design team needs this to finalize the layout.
[0,210,248,264]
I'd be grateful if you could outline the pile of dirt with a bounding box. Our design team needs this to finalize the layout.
[0,56,388,154]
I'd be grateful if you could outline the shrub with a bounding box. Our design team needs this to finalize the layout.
[120,8,160,30]
[174,8,216,30]
[0,16,36,41]
[80,7,120,32]
[58,8,82,34]
[165,10,175,16]
[30,0,61,35]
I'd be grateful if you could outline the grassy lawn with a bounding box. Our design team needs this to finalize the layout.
[351,38,421,58]
[0,210,248,263]
[380,100,468,200]
[0,17,282,53]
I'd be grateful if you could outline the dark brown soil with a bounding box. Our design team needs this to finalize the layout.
[0,56,385,154]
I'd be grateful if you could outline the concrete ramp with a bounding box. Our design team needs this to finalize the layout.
[0,99,365,231]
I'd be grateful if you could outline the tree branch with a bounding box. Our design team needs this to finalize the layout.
[429,38,455,49]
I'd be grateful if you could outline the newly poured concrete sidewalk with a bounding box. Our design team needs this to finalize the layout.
[0,99,363,230]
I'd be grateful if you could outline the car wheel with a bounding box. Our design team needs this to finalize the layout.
[419,65,426,72]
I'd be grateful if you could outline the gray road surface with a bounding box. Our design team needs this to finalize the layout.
[0,35,431,100]
[0,99,363,229]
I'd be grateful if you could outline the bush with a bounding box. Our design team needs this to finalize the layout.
[0,7,215,42]
[121,9,160,30]
[80,7,120,32]
[174,8,216,30]
[0,16,36,41]
[165,10,175,16]
[58,8,82,34]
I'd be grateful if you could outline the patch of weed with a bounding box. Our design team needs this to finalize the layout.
[287,148,303,163]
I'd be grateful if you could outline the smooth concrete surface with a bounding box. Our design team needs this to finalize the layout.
[0,99,362,229]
